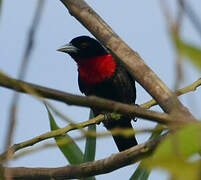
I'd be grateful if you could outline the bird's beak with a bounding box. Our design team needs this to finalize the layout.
[57,43,78,53]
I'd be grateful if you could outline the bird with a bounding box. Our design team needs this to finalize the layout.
[57,36,137,151]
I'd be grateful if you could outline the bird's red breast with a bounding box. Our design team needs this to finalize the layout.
[77,54,116,85]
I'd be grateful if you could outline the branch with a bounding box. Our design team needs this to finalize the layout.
[59,0,195,122]
[12,127,165,160]
[1,78,199,178]
[178,0,201,38]
[0,115,103,162]
[141,78,201,109]
[3,136,163,180]
[0,72,172,124]
[1,78,200,162]
[4,0,45,165]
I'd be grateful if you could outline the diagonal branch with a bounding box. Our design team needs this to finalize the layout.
[3,135,164,180]
[0,78,200,162]
[59,0,195,122]
[141,78,201,109]
[0,115,103,162]
[178,0,201,38]
[4,0,45,166]
[0,72,173,124]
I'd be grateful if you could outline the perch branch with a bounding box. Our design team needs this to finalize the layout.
[0,78,200,162]
[0,72,173,124]
[59,0,195,122]
[3,135,164,180]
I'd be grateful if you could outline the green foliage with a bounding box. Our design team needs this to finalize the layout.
[173,34,201,71]
[46,106,96,180]
[144,122,201,180]
[82,110,96,180]
[130,124,163,180]
[130,166,150,180]
[46,105,83,165]
[83,110,96,163]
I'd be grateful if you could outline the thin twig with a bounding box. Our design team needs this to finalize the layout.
[159,0,185,90]
[12,126,166,160]
[0,114,103,162]
[173,1,184,90]
[3,0,45,168]
[159,0,173,26]
[3,2,45,180]
[178,0,201,39]
[139,78,201,109]
[44,101,87,134]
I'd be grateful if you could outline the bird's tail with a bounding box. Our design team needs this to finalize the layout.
[103,116,138,152]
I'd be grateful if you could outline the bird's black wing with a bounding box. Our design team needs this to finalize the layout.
[111,62,136,105]
[78,62,138,151]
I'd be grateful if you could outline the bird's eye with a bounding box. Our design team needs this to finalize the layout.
[80,42,88,48]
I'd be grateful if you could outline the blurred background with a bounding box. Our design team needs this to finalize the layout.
[0,0,201,179]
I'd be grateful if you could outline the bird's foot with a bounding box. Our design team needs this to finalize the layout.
[132,104,139,122]
[103,113,112,126]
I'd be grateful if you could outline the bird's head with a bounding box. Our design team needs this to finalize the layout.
[57,36,108,61]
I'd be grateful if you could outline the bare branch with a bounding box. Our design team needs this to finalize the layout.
[160,0,185,91]
[178,0,201,38]
[4,0,45,167]
[0,72,173,124]
[141,78,201,109]
[12,126,165,160]
[0,114,103,162]
[59,0,195,122]
[3,136,164,180]
[1,78,200,162]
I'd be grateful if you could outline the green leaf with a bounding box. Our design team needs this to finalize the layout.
[144,122,201,180]
[83,110,96,162]
[173,34,201,71]
[130,124,163,180]
[83,110,96,180]
[129,166,150,180]
[45,105,83,165]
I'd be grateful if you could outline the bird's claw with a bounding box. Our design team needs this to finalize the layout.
[103,113,112,127]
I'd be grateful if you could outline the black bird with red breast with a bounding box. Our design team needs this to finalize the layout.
[58,36,137,151]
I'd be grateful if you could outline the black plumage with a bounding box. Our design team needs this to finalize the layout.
[58,36,137,151]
